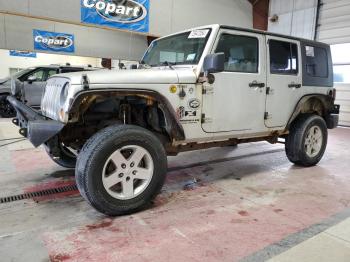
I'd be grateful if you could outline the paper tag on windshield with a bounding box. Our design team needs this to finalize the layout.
[188,29,209,39]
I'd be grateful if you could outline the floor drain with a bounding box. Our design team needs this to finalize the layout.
[0,184,78,204]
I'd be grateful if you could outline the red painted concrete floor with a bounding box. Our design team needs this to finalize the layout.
[0,124,350,262]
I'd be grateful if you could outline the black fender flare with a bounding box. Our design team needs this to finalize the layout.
[68,89,185,141]
[286,94,334,130]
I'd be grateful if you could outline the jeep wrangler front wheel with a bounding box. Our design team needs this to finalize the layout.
[76,125,167,216]
[285,114,328,167]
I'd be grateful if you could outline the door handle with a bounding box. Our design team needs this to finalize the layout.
[249,81,265,88]
[288,83,302,89]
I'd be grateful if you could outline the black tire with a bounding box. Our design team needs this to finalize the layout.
[285,114,328,167]
[76,125,167,216]
[0,95,16,118]
[44,143,77,169]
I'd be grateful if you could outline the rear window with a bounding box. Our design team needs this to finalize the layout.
[305,46,328,78]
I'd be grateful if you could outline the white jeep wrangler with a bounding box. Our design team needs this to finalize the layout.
[9,25,339,216]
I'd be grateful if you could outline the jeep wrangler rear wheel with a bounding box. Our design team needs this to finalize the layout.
[0,95,16,118]
[76,125,167,216]
[285,114,328,167]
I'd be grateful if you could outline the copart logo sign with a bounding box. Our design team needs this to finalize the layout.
[81,0,150,33]
[33,30,75,53]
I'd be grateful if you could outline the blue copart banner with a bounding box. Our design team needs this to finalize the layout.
[81,0,150,33]
[33,30,75,53]
[9,50,37,58]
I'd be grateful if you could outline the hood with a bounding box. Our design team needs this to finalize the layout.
[0,77,10,84]
[63,68,198,86]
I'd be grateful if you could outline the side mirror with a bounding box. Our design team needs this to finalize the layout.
[27,76,37,83]
[203,53,225,74]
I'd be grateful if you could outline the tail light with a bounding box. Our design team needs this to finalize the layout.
[329,88,337,100]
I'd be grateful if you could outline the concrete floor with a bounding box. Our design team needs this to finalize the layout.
[1,118,350,262]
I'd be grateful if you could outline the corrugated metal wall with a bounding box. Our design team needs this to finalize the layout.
[268,0,318,40]
[317,0,350,126]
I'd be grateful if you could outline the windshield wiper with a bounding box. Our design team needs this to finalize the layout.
[160,61,176,70]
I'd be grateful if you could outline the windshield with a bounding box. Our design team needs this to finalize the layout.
[142,29,211,67]
[11,68,34,78]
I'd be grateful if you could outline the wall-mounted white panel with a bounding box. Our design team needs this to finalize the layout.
[4,15,54,51]
[268,0,317,40]
[149,0,173,36]
[0,0,253,37]
[269,0,294,15]
[28,0,81,23]
[0,0,29,14]
[291,7,317,39]
[268,12,292,35]
[171,0,252,33]
[0,14,147,60]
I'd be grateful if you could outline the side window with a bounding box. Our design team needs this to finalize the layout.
[269,40,298,75]
[26,69,45,82]
[305,46,328,78]
[215,34,259,73]
[46,69,58,79]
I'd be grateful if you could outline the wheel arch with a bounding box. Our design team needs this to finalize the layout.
[67,89,185,141]
[286,94,334,130]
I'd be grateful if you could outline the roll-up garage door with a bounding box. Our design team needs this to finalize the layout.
[317,0,350,126]
[317,0,350,45]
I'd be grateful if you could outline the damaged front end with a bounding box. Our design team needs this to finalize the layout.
[7,96,65,147]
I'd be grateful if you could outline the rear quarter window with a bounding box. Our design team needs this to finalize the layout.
[301,42,333,87]
[305,46,328,78]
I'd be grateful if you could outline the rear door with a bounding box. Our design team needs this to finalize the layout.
[265,37,303,128]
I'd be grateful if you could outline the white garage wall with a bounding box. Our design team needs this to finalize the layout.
[150,0,253,36]
[0,0,253,37]
[318,0,350,126]
[0,49,101,78]
[0,13,148,61]
[0,0,252,60]
[268,0,318,39]
[317,0,350,44]
[334,83,350,126]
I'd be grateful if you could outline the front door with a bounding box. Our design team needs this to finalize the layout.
[201,29,267,133]
[265,37,303,128]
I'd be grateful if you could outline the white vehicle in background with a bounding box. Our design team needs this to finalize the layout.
[0,65,97,117]
[9,24,339,216]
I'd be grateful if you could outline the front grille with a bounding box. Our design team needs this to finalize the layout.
[41,77,69,121]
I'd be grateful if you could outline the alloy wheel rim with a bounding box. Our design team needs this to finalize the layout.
[304,126,323,158]
[102,145,154,200]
